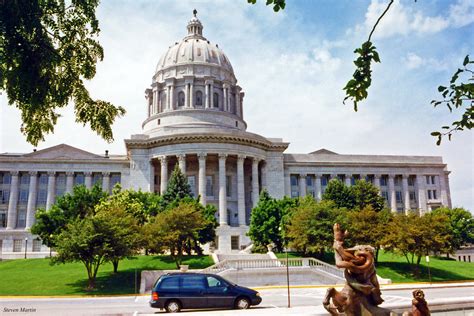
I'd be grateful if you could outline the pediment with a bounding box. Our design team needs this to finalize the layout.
[24,144,103,160]
[309,148,338,155]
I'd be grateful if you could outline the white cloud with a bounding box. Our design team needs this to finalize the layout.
[356,0,473,40]
[403,52,449,71]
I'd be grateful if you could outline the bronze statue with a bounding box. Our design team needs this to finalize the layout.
[403,290,430,316]
[323,223,389,315]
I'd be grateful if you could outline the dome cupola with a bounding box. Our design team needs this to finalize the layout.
[142,10,246,138]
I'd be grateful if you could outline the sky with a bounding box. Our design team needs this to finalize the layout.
[0,0,473,210]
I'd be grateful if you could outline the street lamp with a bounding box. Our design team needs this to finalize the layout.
[24,237,28,259]
[279,224,291,308]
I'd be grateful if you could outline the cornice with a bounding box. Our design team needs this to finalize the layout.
[283,161,448,169]
[125,133,289,153]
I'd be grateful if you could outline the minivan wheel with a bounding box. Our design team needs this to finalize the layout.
[235,297,250,309]
[165,300,181,313]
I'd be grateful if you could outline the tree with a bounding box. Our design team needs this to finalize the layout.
[145,201,210,268]
[94,197,145,273]
[249,0,472,144]
[432,207,474,256]
[350,180,385,212]
[247,190,298,252]
[344,206,392,263]
[162,165,193,206]
[0,0,125,146]
[322,179,355,209]
[31,183,108,248]
[52,214,128,290]
[383,212,452,276]
[285,198,341,258]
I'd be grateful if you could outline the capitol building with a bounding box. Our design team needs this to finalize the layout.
[0,13,452,257]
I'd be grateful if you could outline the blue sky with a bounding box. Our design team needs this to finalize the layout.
[1,0,473,210]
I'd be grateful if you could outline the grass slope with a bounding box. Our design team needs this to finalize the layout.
[275,251,474,283]
[0,255,213,296]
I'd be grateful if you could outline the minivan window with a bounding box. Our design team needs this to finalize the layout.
[159,277,180,290]
[207,276,227,288]
[181,276,206,290]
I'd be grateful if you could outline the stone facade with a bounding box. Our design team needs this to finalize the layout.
[0,13,451,257]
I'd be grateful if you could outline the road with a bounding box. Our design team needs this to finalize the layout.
[0,285,473,316]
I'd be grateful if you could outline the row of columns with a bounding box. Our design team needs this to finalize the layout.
[157,154,261,226]
[149,81,243,115]
[291,173,446,212]
[4,171,111,230]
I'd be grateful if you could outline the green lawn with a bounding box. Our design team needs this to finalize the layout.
[274,250,474,283]
[0,255,213,296]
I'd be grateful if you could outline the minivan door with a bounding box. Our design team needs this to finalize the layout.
[205,276,235,308]
[179,275,208,309]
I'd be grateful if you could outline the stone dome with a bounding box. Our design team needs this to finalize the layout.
[143,10,246,138]
[154,11,236,83]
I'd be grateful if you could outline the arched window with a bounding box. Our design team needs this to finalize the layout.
[213,92,219,108]
[178,91,185,107]
[195,91,203,106]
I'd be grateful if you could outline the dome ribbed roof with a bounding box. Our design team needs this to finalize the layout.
[154,11,235,77]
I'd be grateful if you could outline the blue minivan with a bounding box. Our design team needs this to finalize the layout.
[150,272,262,312]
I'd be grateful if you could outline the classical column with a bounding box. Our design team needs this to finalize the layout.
[223,84,229,111]
[439,173,449,207]
[374,174,381,194]
[169,84,175,110]
[153,88,158,114]
[345,174,351,186]
[184,84,190,108]
[315,174,322,200]
[84,172,92,189]
[252,158,260,207]
[416,174,427,213]
[205,83,210,108]
[189,83,194,108]
[284,173,291,196]
[237,155,246,226]
[299,173,306,197]
[6,171,19,230]
[402,174,410,213]
[157,91,162,113]
[209,83,214,108]
[45,171,56,210]
[160,156,168,194]
[388,174,396,212]
[65,172,74,194]
[25,171,38,229]
[102,172,110,193]
[236,89,241,116]
[177,154,186,174]
[198,153,207,206]
[218,154,228,225]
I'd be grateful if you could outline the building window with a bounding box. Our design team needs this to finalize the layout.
[380,176,388,186]
[13,239,22,252]
[33,239,42,252]
[17,209,26,228]
[290,175,298,186]
[321,175,329,186]
[394,176,402,186]
[92,173,102,186]
[195,91,203,106]
[0,212,6,228]
[0,190,10,204]
[55,173,66,197]
[396,191,403,203]
[231,236,240,250]
[187,176,196,197]
[407,176,415,186]
[0,172,11,185]
[75,173,85,185]
[39,173,48,185]
[226,175,232,197]
[206,176,214,197]
[37,189,47,204]
[290,175,299,198]
[409,191,417,203]
[428,190,437,200]
[19,189,29,203]
[426,175,436,185]
[178,91,185,107]
[351,175,360,186]
[213,92,219,108]
[20,173,30,185]
[306,176,313,187]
